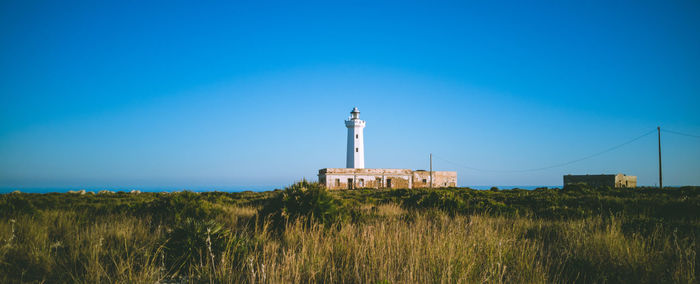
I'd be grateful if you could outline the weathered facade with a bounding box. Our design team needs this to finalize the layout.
[563,173,637,188]
[319,168,457,190]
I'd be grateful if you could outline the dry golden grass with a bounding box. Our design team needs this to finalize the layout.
[373,203,406,217]
[220,205,258,218]
[0,207,695,283]
[0,211,165,283]
[216,205,259,227]
[238,214,545,283]
[219,212,694,283]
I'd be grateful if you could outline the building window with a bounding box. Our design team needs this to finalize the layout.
[375,177,382,187]
[358,179,364,187]
[387,178,392,188]
[356,148,358,152]
[335,179,340,187]
[422,179,427,183]
[356,134,358,139]
[347,178,353,189]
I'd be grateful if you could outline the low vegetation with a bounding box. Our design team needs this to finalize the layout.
[0,183,697,283]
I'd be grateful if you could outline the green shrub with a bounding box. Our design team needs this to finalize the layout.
[163,218,229,276]
[259,180,348,228]
[0,194,37,218]
[139,191,220,223]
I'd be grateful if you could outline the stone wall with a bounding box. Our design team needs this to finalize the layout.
[412,170,457,188]
[564,173,637,188]
[615,174,637,188]
[319,168,457,190]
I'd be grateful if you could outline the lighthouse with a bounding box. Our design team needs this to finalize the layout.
[318,108,457,189]
[345,107,365,168]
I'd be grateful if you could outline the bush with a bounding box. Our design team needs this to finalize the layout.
[163,218,229,276]
[259,181,348,228]
[139,191,220,223]
[0,194,37,218]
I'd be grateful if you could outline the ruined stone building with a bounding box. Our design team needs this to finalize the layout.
[319,168,457,190]
[563,173,637,188]
[318,108,457,190]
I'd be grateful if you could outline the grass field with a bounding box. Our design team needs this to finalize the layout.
[0,183,697,283]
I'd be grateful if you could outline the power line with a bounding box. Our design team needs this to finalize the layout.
[662,129,700,139]
[433,128,657,173]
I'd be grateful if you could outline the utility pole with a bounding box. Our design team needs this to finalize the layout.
[430,153,433,189]
[658,126,663,189]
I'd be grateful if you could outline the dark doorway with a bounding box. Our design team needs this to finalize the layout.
[387,178,392,188]
[348,178,353,189]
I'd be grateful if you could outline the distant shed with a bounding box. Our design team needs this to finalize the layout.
[563,174,637,188]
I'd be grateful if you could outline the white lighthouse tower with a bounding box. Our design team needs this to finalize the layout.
[345,107,365,168]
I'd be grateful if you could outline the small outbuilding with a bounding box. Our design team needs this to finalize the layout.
[563,173,637,188]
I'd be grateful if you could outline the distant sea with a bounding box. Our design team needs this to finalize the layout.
[0,185,281,194]
[469,185,561,190]
[1,185,561,194]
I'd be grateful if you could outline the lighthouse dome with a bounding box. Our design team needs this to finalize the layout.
[350,107,360,119]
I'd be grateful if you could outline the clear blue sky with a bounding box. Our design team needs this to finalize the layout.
[1,0,699,189]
